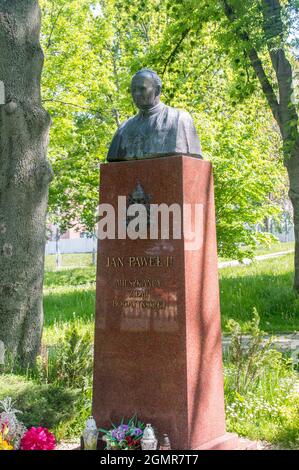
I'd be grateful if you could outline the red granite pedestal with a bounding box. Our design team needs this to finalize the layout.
[92,155,238,450]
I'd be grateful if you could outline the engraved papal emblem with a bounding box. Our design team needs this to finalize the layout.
[127,181,152,227]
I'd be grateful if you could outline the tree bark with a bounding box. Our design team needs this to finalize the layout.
[0,1,52,365]
[287,141,299,292]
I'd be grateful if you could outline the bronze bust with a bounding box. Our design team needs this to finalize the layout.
[107,69,202,161]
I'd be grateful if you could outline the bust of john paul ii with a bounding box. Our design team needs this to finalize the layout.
[107,69,202,162]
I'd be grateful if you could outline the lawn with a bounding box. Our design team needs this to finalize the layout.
[252,241,294,256]
[45,253,96,270]
[218,241,294,262]
[220,254,299,333]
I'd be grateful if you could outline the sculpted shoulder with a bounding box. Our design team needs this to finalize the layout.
[173,107,195,122]
[115,115,136,134]
[159,105,196,127]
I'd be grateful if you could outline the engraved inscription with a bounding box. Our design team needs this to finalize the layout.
[106,255,174,268]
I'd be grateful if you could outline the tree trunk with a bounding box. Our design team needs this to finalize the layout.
[287,144,299,292]
[0,1,52,365]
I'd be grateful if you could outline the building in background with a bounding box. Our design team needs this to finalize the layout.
[46,223,97,258]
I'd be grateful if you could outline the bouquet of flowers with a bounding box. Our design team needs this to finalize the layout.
[0,397,56,451]
[99,416,145,450]
[0,398,26,450]
[20,427,56,450]
[0,423,14,450]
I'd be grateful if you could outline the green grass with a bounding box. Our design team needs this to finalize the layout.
[45,253,95,270]
[224,356,299,448]
[43,266,96,346]
[220,254,299,333]
[253,241,294,256]
[44,284,95,327]
[44,266,96,287]
[218,241,294,262]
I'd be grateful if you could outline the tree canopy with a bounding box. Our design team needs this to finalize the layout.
[40,0,297,260]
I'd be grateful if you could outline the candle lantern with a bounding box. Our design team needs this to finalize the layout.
[82,416,99,450]
[159,434,171,450]
[140,424,158,450]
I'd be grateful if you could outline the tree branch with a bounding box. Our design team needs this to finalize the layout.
[261,0,298,142]
[42,99,103,117]
[247,48,281,124]
[222,0,281,126]
[112,108,121,128]
[139,19,150,43]
[46,4,65,49]
[161,28,190,76]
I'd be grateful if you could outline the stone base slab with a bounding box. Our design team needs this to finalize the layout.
[196,433,257,450]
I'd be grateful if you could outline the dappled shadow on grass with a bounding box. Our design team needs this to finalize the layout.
[44,267,96,289]
[220,270,299,333]
[0,374,80,430]
[44,286,96,327]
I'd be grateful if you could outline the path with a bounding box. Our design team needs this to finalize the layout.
[218,249,294,269]
[55,438,277,450]
[222,332,299,354]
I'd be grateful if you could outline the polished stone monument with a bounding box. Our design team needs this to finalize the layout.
[93,70,241,449]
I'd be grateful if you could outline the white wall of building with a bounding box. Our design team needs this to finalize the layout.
[45,238,97,255]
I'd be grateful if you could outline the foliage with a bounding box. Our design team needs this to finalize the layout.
[0,397,56,451]
[37,325,93,390]
[54,385,92,441]
[224,312,299,447]
[0,375,79,431]
[0,323,93,440]
[40,0,107,232]
[226,308,282,393]
[44,265,96,288]
[3,255,299,446]
[225,372,299,447]
[40,0,288,260]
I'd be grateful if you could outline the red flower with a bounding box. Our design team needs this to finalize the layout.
[125,436,133,445]
[20,427,56,451]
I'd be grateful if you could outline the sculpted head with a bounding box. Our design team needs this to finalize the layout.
[131,69,162,111]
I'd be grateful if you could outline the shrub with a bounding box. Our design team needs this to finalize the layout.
[37,324,93,390]
[224,309,299,447]
[0,375,80,430]
[225,308,283,394]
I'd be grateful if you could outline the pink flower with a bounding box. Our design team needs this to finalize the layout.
[20,427,56,451]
